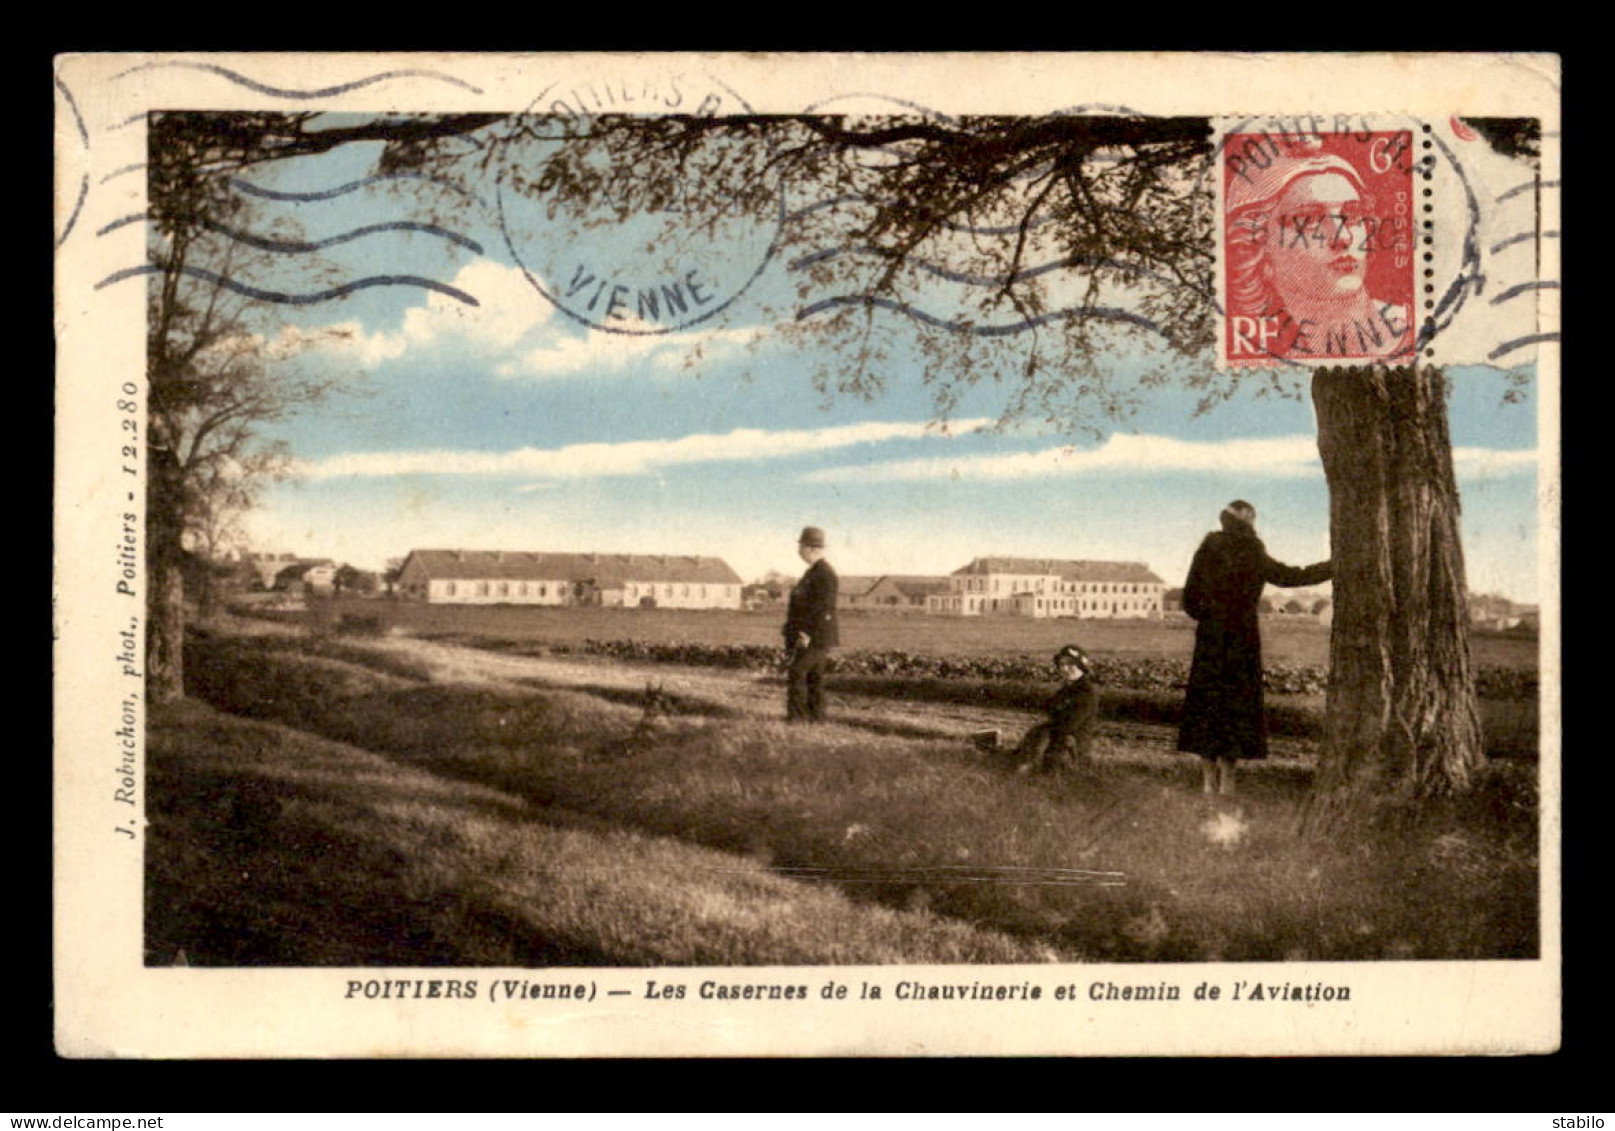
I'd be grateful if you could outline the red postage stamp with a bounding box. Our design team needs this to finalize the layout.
[1220,127,1417,366]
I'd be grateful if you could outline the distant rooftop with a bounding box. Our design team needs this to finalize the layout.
[952,557,1165,585]
[402,549,743,587]
[837,576,883,598]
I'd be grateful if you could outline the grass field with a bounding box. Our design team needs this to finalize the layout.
[294,595,1540,671]
[280,595,1538,758]
[148,698,1047,966]
[148,622,1541,966]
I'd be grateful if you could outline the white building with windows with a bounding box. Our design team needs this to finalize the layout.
[926,557,1167,619]
[394,549,744,610]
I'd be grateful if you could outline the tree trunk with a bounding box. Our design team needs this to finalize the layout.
[147,441,187,704]
[196,567,216,622]
[1309,366,1484,814]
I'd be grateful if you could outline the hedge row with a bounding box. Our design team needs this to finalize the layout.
[541,639,1537,700]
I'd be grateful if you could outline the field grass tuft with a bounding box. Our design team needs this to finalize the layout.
[148,698,1051,966]
[163,629,1540,964]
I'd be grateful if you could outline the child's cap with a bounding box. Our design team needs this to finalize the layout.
[1053,644,1092,671]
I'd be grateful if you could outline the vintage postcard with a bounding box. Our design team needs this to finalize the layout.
[53,52,1561,1057]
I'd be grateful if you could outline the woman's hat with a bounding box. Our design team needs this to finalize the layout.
[1053,644,1092,671]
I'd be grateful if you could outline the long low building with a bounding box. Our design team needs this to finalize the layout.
[927,557,1167,619]
[839,575,953,611]
[395,549,744,609]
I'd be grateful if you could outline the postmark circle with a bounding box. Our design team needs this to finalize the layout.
[1202,113,1482,368]
[495,67,784,336]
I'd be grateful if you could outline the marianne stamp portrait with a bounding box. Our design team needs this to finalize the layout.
[1221,127,1417,365]
[52,52,1561,1058]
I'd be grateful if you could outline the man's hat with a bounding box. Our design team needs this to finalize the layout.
[798,526,826,548]
[1053,644,1092,671]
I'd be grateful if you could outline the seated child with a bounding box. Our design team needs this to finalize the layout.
[1013,644,1100,773]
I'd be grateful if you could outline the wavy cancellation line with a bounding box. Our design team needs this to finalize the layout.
[786,194,1068,239]
[791,244,1211,302]
[231,172,487,208]
[797,293,1170,341]
[100,165,491,209]
[1491,229,1559,257]
[1490,279,1561,307]
[95,213,484,256]
[93,264,480,307]
[1497,178,1560,205]
[111,60,484,99]
[1487,332,1560,362]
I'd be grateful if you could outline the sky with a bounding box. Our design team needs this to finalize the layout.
[215,120,1544,602]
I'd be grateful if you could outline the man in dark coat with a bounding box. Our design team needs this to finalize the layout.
[783,525,839,723]
[1177,500,1332,796]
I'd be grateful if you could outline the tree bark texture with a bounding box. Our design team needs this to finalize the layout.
[147,440,187,704]
[1310,366,1484,807]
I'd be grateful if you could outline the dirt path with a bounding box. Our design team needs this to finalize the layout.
[367,635,1318,764]
[372,635,1027,736]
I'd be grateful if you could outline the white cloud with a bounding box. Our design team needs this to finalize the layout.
[805,433,1325,483]
[282,257,778,380]
[804,433,1541,484]
[295,418,991,482]
[1451,445,1540,478]
[493,324,766,379]
[285,260,555,368]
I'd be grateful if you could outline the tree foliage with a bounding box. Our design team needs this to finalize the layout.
[485,113,1242,429]
[473,111,1514,805]
[144,111,1529,807]
[147,114,373,506]
[142,112,511,699]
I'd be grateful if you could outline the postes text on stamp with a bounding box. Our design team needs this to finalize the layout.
[1220,127,1417,366]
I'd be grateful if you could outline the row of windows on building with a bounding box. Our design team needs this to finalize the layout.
[440,580,736,599]
[936,596,1155,614]
[626,583,735,600]
[954,578,1160,595]
[443,580,557,598]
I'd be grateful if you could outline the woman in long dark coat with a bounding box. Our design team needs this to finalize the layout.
[1177,500,1332,795]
